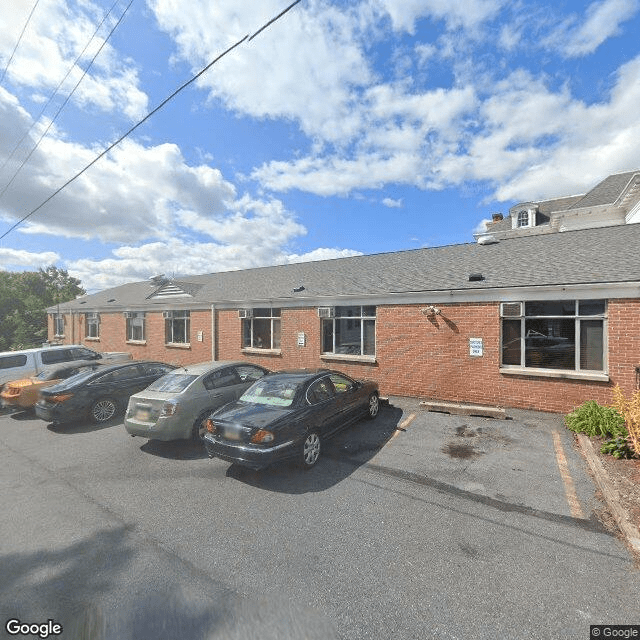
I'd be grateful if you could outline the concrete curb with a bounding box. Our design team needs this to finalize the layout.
[577,433,640,554]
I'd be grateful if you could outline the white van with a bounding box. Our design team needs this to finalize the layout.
[0,345,130,387]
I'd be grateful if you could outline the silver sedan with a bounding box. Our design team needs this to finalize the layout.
[124,361,270,441]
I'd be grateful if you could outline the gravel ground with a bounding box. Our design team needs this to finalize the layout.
[577,433,640,557]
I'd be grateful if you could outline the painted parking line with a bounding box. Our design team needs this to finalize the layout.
[389,412,416,442]
[552,430,585,519]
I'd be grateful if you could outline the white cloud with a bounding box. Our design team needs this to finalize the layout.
[150,0,373,142]
[0,247,60,269]
[0,0,148,120]
[68,240,363,291]
[558,0,639,57]
[382,197,402,208]
[373,0,503,32]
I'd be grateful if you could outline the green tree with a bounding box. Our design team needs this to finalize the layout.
[0,266,85,350]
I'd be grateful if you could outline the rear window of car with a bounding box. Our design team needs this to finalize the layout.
[40,349,72,365]
[0,354,28,369]
[240,378,300,407]
[146,373,198,393]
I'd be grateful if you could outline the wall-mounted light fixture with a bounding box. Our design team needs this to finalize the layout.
[421,305,441,316]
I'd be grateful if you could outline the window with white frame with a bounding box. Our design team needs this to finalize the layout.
[85,313,100,339]
[53,314,65,336]
[516,209,529,227]
[126,312,145,342]
[501,300,605,371]
[242,308,281,350]
[165,310,190,344]
[322,306,376,356]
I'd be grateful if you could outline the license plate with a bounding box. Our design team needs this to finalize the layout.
[224,424,243,440]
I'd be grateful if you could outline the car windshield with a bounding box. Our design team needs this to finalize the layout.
[146,373,198,393]
[240,378,300,407]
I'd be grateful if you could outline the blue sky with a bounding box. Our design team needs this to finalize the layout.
[0,0,639,292]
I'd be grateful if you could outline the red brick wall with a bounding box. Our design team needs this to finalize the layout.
[50,310,213,367]
[49,299,640,413]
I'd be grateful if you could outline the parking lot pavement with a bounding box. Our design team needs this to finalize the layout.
[0,401,638,640]
[343,397,603,526]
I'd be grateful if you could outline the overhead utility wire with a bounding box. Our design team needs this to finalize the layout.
[0,0,303,242]
[0,0,133,200]
[0,0,122,178]
[0,0,41,84]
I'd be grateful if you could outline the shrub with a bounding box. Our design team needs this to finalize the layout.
[565,400,627,439]
[610,385,640,457]
[600,436,637,459]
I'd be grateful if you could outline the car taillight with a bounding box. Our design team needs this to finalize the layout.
[250,429,274,444]
[205,419,217,434]
[160,402,178,417]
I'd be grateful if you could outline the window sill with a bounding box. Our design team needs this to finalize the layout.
[321,353,377,365]
[85,337,100,342]
[500,367,609,382]
[166,342,191,349]
[126,340,147,345]
[242,348,282,357]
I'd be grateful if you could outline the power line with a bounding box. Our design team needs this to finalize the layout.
[0,0,122,179]
[0,0,133,201]
[0,0,303,242]
[0,0,41,84]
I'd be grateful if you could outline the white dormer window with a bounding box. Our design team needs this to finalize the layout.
[517,209,529,227]
[515,207,536,228]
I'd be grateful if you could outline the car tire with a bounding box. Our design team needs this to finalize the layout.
[367,393,380,419]
[300,430,321,469]
[89,397,117,423]
[191,411,210,441]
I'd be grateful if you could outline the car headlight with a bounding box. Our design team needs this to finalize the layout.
[251,429,274,444]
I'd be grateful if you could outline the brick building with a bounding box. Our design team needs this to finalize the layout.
[48,218,640,414]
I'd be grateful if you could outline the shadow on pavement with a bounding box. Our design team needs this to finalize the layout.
[0,525,236,640]
[140,438,209,460]
[224,405,403,494]
[45,417,122,434]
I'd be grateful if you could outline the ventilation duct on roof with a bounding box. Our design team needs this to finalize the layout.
[477,235,499,245]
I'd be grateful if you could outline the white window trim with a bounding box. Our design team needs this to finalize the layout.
[321,305,376,357]
[500,300,607,374]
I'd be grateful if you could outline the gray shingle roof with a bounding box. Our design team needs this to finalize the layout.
[53,223,640,312]
[569,171,638,209]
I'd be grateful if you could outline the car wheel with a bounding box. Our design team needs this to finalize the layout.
[191,411,210,441]
[301,430,321,469]
[367,393,380,419]
[90,397,117,423]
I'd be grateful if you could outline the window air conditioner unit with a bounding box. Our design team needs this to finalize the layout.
[318,307,335,319]
[238,309,253,319]
[500,302,523,317]
[162,311,173,319]
[123,311,133,318]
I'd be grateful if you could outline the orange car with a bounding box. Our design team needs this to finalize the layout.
[0,360,103,410]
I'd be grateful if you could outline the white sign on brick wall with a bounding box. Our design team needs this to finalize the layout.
[469,337,483,357]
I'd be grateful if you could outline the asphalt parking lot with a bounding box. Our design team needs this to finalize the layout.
[1,399,639,640]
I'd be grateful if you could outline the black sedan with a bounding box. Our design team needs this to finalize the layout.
[202,369,379,470]
[35,361,175,424]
